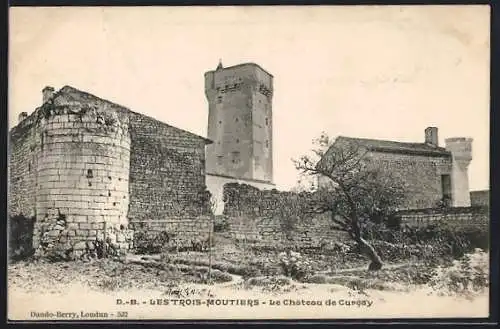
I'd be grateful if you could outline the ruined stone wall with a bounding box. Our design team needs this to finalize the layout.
[396,206,489,228]
[205,173,275,215]
[8,119,38,218]
[367,151,453,209]
[127,113,211,227]
[470,190,489,207]
[129,216,213,248]
[222,183,348,249]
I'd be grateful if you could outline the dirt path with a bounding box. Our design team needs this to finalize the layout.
[317,262,414,275]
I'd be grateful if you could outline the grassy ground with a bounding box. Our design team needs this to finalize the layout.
[7,233,490,320]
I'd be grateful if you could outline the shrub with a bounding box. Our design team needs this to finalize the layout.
[9,215,36,261]
[214,216,230,232]
[134,230,174,254]
[278,251,314,281]
[209,269,233,283]
[429,249,489,298]
[246,276,291,287]
[401,223,489,258]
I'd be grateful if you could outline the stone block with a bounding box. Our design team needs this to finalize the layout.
[74,215,88,223]
[91,223,104,230]
[73,241,87,250]
[47,230,61,238]
[76,230,89,237]
[79,223,91,230]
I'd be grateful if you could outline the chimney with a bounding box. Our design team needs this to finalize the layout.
[18,112,28,123]
[42,86,55,103]
[425,127,438,146]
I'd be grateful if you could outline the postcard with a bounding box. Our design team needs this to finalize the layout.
[7,5,490,321]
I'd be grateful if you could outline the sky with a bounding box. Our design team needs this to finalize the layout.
[9,5,490,191]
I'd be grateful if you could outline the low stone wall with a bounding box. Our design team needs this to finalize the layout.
[129,216,213,248]
[222,183,348,249]
[227,214,348,249]
[395,206,489,228]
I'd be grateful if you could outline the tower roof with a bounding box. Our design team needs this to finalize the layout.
[216,59,223,70]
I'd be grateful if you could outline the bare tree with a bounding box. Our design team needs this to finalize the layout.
[294,133,407,271]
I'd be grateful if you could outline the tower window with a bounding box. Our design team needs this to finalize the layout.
[217,96,223,103]
[231,151,240,164]
[266,140,269,148]
[86,169,93,178]
[236,139,240,143]
[217,156,223,166]
[265,118,269,126]
[219,120,222,125]
[235,118,239,122]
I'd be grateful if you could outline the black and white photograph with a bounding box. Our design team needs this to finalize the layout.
[7,5,491,320]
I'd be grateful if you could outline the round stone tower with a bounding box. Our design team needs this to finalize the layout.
[445,137,473,207]
[32,88,132,256]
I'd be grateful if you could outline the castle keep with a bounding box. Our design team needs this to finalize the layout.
[204,62,276,213]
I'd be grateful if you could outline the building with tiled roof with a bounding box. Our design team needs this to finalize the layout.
[318,127,473,210]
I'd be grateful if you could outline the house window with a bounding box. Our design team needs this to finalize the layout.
[86,169,93,178]
[236,139,240,144]
[217,156,223,166]
[217,96,223,103]
[265,117,269,126]
[265,140,269,148]
[441,174,452,206]
[235,118,239,122]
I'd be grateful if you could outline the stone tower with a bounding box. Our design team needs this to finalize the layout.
[204,62,273,183]
[445,137,473,207]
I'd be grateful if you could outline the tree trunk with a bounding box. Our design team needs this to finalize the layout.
[357,237,383,271]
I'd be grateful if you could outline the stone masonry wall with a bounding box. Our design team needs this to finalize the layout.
[367,151,453,209]
[222,183,348,249]
[129,216,213,249]
[8,119,38,218]
[396,206,489,228]
[470,190,490,208]
[127,113,211,226]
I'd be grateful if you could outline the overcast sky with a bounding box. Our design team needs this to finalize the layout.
[9,5,490,191]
